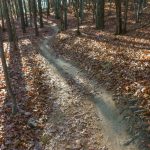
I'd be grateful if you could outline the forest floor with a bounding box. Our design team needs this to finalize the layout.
[38,23,139,150]
[0,6,150,150]
[52,7,150,150]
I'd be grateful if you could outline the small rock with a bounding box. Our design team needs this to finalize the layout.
[74,139,81,149]
[25,112,31,116]
[76,139,81,145]
[28,118,38,128]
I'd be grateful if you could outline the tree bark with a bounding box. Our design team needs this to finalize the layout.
[18,0,26,33]
[28,0,33,26]
[23,0,28,27]
[33,0,39,36]
[47,0,50,17]
[2,0,14,41]
[0,26,18,114]
[115,0,122,34]
[0,4,5,31]
[38,0,43,28]
[122,0,128,33]
[96,0,105,29]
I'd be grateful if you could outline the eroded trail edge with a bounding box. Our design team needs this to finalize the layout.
[38,24,139,150]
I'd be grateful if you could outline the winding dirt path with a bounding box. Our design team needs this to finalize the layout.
[38,24,139,150]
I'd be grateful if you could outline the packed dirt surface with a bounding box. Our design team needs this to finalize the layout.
[37,24,140,150]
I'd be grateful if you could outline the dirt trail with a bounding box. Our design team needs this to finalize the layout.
[38,24,139,150]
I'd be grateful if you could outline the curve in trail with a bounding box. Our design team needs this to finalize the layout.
[38,24,139,150]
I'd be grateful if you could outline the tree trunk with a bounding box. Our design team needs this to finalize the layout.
[55,0,61,19]
[79,0,84,24]
[0,26,18,114]
[23,0,28,27]
[7,0,18,50]
[2,0,14,41]
[18,0,26,33]
[115,0,122,34]
[0,4,5,31]
[14,0,19,20]
[96,0,105,30]
[38,0,43,28]
[76,0,80,35]
[64,0,67,29]
[33,0,39,36]
[28,0,33,26]
[47,0,50,17]
[122,0,128,33]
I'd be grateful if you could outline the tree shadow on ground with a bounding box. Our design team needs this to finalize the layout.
[1,42,29,149]
[1,32,54,149]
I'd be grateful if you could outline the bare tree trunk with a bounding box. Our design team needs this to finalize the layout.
[0,4,5,31]
[47,0,50,17]
[2,0,14,41]
[122,0,129,33]
[18,0,26,33]
[33,0,39,36]
[38,0,43,28]
[96,0,105,30]
[0,26,18,114]
[74,0,81,35]
[28,0,33,26]
[23,0,29,27]
[14,0,19,20]
[115,0,122,34]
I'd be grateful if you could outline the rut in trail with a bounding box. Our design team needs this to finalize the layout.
[38,24,139,150]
